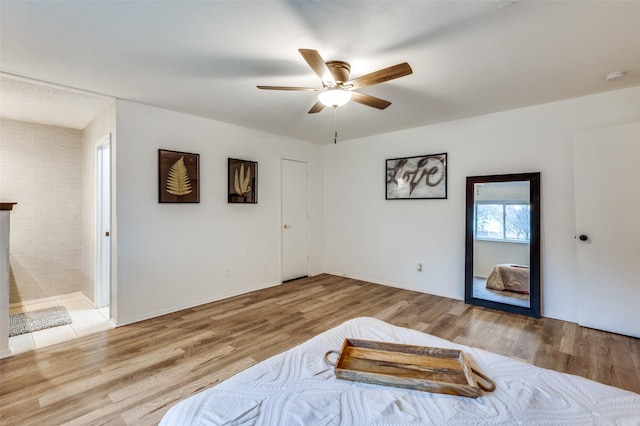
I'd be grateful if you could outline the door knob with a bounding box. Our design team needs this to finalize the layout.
[283,224,290,229]
[579,234,589,241]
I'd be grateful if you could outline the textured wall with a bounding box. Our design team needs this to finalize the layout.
[0,118,85,303]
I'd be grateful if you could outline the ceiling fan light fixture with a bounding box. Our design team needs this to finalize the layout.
[318,88,352,108]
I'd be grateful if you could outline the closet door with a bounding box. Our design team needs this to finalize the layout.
[281,159,309,282]
[574,122,640,338]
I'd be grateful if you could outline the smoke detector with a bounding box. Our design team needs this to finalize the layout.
[605,71,627,82]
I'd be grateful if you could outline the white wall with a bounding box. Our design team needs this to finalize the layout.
[473,240,529,278]
[323,86,640,322]
[114,100,323,325]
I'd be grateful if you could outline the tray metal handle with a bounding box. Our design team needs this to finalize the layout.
[471,367,496,392]
[324,350,340,366]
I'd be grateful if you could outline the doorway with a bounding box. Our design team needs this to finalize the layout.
[95,134,111,309]
[6,128,113,355]
[281,159,309,282]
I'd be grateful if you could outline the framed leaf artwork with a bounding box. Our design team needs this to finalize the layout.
[158,149,200,203]
[228,158,257,204]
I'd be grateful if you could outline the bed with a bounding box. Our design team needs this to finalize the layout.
[160,317,640,425]
[486,263,530,294]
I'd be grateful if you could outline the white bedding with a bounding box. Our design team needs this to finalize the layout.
[161,317,640,425]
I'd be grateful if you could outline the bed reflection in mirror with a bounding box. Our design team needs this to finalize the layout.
[465,173,540,318]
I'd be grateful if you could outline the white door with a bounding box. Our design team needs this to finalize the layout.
[281,159,309,282]
[574,122,640,338]
[95,135,111,309]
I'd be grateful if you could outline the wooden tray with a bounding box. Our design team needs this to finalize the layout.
[324,338,495,398]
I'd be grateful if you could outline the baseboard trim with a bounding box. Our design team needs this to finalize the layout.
[322,271,571,321]
[323,271,462,302]
[114,279,283,327]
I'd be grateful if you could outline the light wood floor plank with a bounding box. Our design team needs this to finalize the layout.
[1,274,638,425]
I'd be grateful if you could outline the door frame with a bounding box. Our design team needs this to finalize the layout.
[95,134,111,309]
[280,158,310,282]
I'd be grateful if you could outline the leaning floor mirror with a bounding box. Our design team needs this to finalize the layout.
[464,172,541,318]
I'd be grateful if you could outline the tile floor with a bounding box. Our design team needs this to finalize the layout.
[8,293,113,355]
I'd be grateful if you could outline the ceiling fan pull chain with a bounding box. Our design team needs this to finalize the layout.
[333,106,338,144]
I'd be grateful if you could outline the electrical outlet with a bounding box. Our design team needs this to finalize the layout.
[417,263,423,272]
[224,267,229,277]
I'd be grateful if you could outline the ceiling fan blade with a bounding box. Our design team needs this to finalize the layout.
[346,62,412,90]
[298,49,336,86]
[257,85,321,92]
[351,92,392,110]
[308,100,325,114]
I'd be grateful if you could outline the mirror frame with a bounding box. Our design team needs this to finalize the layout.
[464,172,541,318]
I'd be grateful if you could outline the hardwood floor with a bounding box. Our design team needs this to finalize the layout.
[1,274,639,425]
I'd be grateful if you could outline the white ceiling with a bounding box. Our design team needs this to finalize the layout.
[0,0,638,144]
[0,74,114,130]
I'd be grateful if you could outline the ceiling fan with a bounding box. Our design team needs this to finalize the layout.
[257,49,413,114]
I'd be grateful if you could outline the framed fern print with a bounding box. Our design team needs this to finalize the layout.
[228,158,257,204]
[158,149,199,203]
